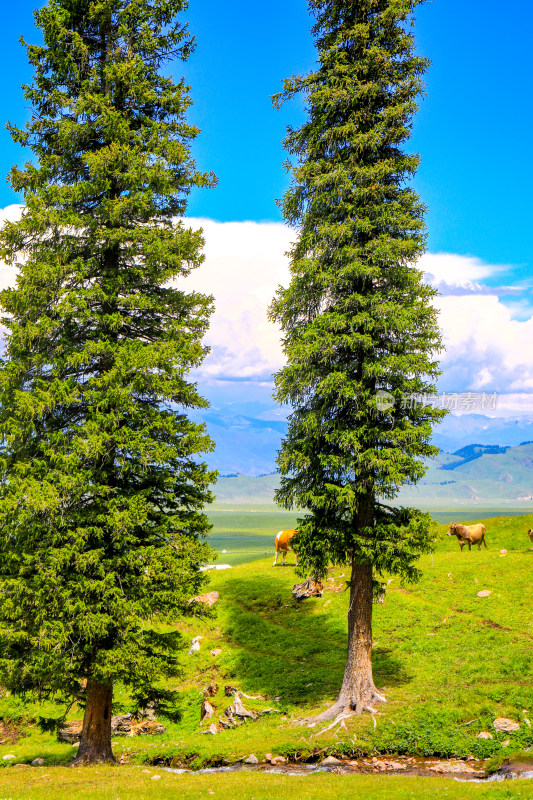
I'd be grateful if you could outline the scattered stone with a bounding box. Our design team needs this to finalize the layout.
[244,754,259,765]
[373,760,387,771]
[225,685,239,697]
[386,760,406,770]
[151,775,161,781]
[31,758,45,766]
[188,636,202,655]
[270,756,286,765]
[265,753,273,762]
[14,763,29,768]
[189,591,220,608]
[321,755,342,766]
[210,648,222,657]
[2,754,16,760]
[493,718,520,733]
[204,682,218,697]
[57,719,83,744]
[142,769,151,774]
[203,723,218,735]
[500,549,508,556]
[477,731,493,739]
[201,699,215,721]
[429,762,476,774]
[477,590,492,598]
[292,579,323,600]
[502,739,511,747]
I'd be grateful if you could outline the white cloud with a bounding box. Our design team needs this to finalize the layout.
[179,218,292,379]
[436,294,533,393]
[1,209,533,415]
[419,252,498,289]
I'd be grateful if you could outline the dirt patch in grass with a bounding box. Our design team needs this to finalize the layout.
[0,720,24,744]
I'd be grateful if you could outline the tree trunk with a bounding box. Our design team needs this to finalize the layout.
[312,560,386,722]
[74,680,115,764]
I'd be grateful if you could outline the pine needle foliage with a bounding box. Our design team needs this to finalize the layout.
[0,0,216,723]
[270,0,444,586]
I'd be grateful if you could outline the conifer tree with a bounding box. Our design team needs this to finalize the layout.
[270,0,444,720]
[0,0,215,762]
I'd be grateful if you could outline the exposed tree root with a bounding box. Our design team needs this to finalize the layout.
[310,712,352,737]
[307,687,386,726]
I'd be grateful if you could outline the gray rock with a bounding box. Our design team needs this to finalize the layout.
[31,758,45,766]
[244,754,259,764]
[203,723,218,735]
[493,717,520,732]
[188,591,220,608]
[321,755,342,766]
[201,700,215,721]
[187,636,202,655]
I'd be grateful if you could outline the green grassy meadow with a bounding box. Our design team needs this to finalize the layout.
[206,506,532,566]
[0,766,532,800]
[0,512,531,798]
[205,508,299,566]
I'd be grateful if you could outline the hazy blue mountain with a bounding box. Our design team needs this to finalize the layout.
[431,414,533,453]
[192,402,533,478]
[213,442,533,508]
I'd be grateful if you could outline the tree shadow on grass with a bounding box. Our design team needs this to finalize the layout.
[219,575,412,708]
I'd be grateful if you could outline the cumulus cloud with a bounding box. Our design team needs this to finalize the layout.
[436,294,533,393]
[180,218,292,379]
[1,208,532,415]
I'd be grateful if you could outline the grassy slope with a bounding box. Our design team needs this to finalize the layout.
[0,514,532,778]
[214,444,533,505]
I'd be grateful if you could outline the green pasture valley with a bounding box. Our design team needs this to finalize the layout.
[206,508,299,565]
[206,506,532,565]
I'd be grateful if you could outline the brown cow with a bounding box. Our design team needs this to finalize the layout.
[447,522,487,551]
[528,529,533,547]
[273,529,298,566]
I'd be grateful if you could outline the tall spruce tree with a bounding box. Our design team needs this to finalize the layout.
[0,0,216,763]
[270,0,444,720]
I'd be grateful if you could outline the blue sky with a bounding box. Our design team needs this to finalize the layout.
[2,0,532,275]
[1,1,533,420]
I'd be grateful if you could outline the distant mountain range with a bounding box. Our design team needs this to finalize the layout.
[192,405,533,479]
[212,442,533,508]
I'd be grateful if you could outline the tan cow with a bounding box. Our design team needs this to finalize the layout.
[447,522,487,551]
[528,529,533,547]
[273,529,298,566]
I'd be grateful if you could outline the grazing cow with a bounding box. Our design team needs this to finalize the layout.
[528,529,533,546]
[273,529,298,566]
[447,522,487,551]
